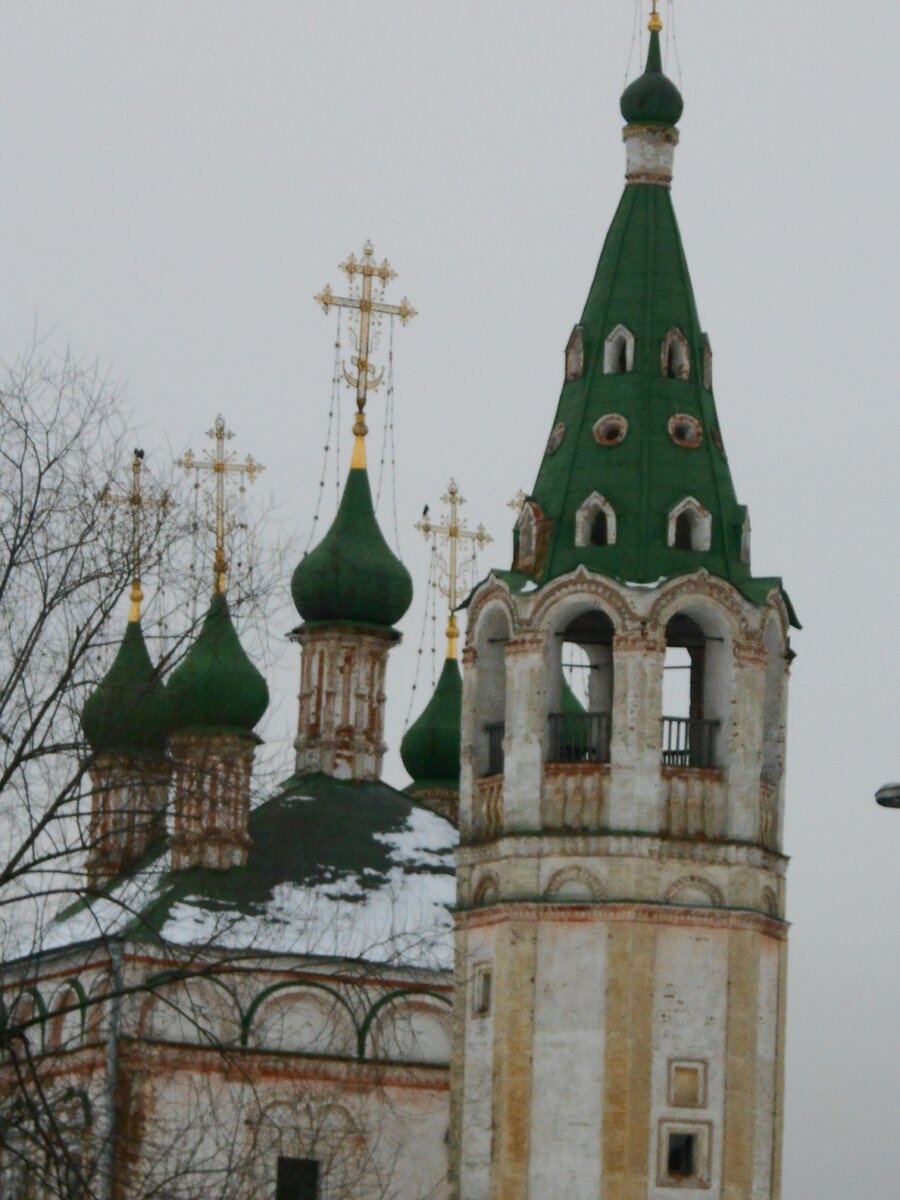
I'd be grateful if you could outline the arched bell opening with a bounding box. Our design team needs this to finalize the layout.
[472,606,510,777]
[547,608,615,763]
[662,610,729,769]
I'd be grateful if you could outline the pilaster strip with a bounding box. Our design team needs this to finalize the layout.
[721,929,760,1199]
[600,923,656,1199]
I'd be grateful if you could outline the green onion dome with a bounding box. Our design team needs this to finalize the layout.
[166,593,269,736]
[620,29,683,128]
[82,620,170,756]
[292,466,413,629]
[400,656,462,790]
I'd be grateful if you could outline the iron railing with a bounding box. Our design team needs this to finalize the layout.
[483,722,505,776]
[661,716,720,769]
[547,711,612,764]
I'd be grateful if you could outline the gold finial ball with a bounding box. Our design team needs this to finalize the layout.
[363,239,374,258]
[648,9,662,33]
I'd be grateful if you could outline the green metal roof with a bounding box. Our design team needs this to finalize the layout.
[292,466,413,629]
[81,619,170,755]
[502,42,797,626]
[166,593,269,736]
[400,656,462,791]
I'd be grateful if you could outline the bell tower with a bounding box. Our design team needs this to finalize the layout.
[450,10,798,1200]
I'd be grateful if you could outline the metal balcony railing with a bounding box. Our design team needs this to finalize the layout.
[547,711,612,764]
[661,716,720,769]
[483,722,505,776]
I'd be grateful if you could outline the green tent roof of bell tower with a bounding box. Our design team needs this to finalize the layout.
[510,35,797,627]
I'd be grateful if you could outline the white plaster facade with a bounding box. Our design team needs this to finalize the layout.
[450,566,791,1200]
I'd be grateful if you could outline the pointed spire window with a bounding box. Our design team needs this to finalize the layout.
[603,324,634,375]
[740,509,752,566]
[565,326,585,381]
[576,493,617,547]
[517,504,537,561]
[667,497,711,552]
[661,327,691,380]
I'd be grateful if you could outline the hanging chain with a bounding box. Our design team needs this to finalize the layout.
[402,542,438,733]
[304,308,343,554]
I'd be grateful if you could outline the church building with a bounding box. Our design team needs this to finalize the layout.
[0,7,796,1199]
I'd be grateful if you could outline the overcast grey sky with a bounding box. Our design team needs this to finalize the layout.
[0,2,897,1196]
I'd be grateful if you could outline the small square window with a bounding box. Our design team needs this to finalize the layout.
[276,1156,319,1200]
[668,1059,707,1108]
[473,964,492,1016]
[657,1120,711,1189]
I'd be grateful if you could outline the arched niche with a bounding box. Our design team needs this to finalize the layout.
[138,977,240,1047]
[472,604,511,776]
[246,984,356,1056]
[662,603,733,769]
[575,492,617,548]
[364,994,452,1064]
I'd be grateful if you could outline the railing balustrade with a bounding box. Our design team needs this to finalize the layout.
[547,712,612,764]
[661,716,720,769]
[483,722,505,776]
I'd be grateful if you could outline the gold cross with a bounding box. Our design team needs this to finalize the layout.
[416,479,492,659]
[314,240,416,467]
[99,448,169,622]
[507,490,527,514]
[176,417,265,596]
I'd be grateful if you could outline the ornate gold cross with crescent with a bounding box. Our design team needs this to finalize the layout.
[99,448,169,622]
[416,480,492,660]
[176,417,264,596]
[314,240,416,467]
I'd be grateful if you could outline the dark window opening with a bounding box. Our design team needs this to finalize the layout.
[276,1157,319,1200]
[614,338,627,373]
[589,510,609,546]
[674,511,693,551]
[667,1133,696,1179]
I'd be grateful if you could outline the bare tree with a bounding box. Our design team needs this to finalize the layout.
[0,346,454,1200]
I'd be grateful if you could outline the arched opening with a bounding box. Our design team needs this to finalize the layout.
[661,327,691,380]
[675,511,693,550]
[668,498,712,553]
[603,324,634,374]
[474,607,510,777]
[548,609,614,763]
[662,613,724,768]
[517,506,536,560]
[575,492,616,548]
[565,325,584,381]
[590,510,609,547]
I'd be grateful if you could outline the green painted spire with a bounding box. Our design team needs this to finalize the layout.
[620,29,683,128]
[82,619,170,755]
[292,466,413,629]
[511,51,796,624]
[167,593,269,736]
[400,655,462,791]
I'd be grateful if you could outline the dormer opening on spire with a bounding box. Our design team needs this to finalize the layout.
[668,497,712,553]
[576,493,617,548]
[565,326,585,381]
[603,324,634,374]
[661,327,691,380]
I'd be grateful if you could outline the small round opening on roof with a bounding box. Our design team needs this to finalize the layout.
[593,414,628,446]
[545,422,566,456]
[668,414,703,449]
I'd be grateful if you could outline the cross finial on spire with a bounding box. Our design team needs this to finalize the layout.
[314,242,416,470]
[99,448,169,622]
[649,1,662,33]
[176,417,265,596]
[416,479,492,660]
